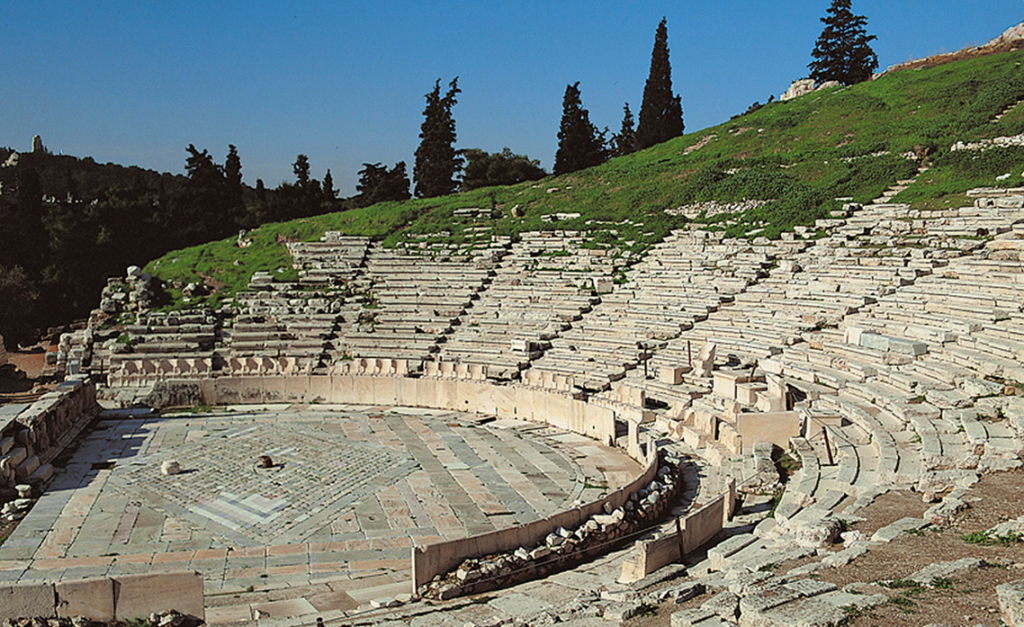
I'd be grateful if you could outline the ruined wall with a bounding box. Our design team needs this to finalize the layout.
[734,411,802,450]
[2,377,99,490]
[619,479,737,584]
[0,571,203,623]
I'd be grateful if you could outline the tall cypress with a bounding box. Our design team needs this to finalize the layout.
[613,103,637,157]
[224,144,244,219]
[322,169,337,201]
[414,78,462,198]
[554,82,608,176]
[636,18,684,150]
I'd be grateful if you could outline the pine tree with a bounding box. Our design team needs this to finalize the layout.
[612,103,637,157]
[554,82,608,176]
[636,18,684,150]
[414,78,462,198]
[808,0,878,86]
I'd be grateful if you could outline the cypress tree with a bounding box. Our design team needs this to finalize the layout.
[322,169,336,200]
[293,154,311,188]
[613,103,637,157]
[414,78,462,198]
[554,82,608,176]
[636,18,684,150]
[224,144,244,218]
[808,0,878,86]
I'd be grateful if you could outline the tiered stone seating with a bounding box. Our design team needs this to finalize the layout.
[529,229,765,390]
[123,312,217,355]
[96,313,218,379]
[333,246,497,368]
[285,233,370,285]
[844,209,1024,386]
[439,233,610,379]
[667,203,943,367]
[222,314,339,362]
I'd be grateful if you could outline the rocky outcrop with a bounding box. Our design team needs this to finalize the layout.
[987,21,1024,48]
[780,79,816,102]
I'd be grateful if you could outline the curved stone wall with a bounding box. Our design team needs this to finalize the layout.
[197,375,622,446]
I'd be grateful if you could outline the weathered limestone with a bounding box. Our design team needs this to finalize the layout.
[906,557,985,586]
[870,517,929,543]
[780,78,815,102]
[0,583,54,623]
[1,377,98,491]
[998,579,1024,627]
[1,572,203,623]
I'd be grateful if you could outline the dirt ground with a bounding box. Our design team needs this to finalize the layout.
[0,346,56,396]
[627,469,1024,627]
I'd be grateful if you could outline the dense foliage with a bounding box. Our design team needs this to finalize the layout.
[355,162,411,207]
[554,82,609,175]
[0,144,342,344]
[636,18,684,149]
[462,148,546,190]
[808,0,879,86]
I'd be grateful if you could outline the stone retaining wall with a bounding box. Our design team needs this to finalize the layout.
[619,480,736,584]
[0,571,203,623]
[412,443,662,598]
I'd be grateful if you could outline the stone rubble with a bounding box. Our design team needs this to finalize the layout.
[419,452,684,600]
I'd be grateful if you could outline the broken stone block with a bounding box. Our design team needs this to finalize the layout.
[998,578,1024,627]
[870,517,929,543]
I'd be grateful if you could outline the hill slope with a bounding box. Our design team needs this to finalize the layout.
[143,48,1024,309]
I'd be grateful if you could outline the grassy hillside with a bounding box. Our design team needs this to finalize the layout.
[145,49,1024,310]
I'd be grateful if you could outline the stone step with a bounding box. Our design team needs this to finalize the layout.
[16,454,40,481]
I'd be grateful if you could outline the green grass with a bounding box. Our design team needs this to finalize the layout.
[961,530,1024,546]
[142,49,1024,309]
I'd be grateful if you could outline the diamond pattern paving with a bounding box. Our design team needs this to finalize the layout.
[107,421,417,545]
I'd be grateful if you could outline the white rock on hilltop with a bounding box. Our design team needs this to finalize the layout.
[987,21,1024,47]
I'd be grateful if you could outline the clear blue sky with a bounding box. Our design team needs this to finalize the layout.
[2,1,1020,196]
